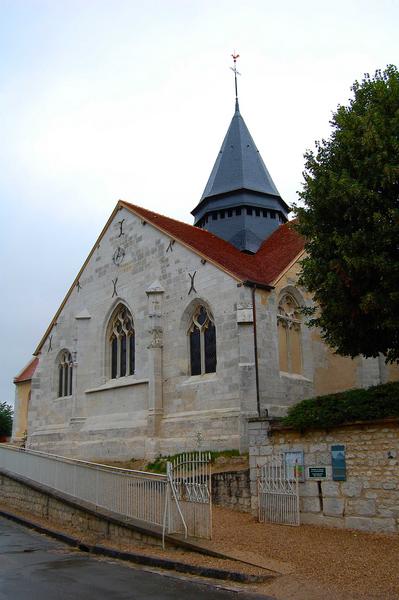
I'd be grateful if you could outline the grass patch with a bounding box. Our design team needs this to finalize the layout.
[146,449,242,474]
[282,381,399,432]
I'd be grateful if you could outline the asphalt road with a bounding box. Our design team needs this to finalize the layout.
[0,517,272,600]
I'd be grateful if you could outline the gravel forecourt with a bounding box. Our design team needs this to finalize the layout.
[1,502,398,599]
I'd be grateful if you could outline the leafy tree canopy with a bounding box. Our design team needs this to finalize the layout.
[295,65,399,362]
[0,402,13,437]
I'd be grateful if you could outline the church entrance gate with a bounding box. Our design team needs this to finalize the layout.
[258,454,300,526]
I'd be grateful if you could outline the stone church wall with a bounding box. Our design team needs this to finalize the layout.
[22,205,399,462]
[248,418,399,533]
[27,206,258,460]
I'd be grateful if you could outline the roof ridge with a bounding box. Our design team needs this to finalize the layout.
[120,200,224,239]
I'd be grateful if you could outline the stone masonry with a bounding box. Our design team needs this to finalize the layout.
[16,202,398,462]
[212,470,251,513]
[248,418,399,533]
[0,471,164,547]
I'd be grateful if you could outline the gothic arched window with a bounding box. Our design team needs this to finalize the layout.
[277,293,302,374]
[109,305,135,379]
[58,350,73,397]
[188,306,216,375]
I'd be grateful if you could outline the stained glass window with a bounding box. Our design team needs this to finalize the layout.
[277,293,302,374]
[109,305,135,379]
[188,306,216,375]
[58,351,73,397]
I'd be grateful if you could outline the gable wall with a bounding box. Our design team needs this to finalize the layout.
[28,207,254,459]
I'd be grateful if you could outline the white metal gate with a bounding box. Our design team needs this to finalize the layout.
[258,454,300,526]
[166,451,212,539]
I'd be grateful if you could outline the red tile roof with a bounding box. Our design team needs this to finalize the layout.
[121,201,305,286]
[14,357,39,384]
[33,202,305,356]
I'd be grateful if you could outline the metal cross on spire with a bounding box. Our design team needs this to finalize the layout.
[230,52,241,110]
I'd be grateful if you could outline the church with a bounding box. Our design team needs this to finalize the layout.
[12,81,399,460]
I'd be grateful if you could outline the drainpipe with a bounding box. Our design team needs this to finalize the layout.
[251,286,261,417]
[243,280,274,418]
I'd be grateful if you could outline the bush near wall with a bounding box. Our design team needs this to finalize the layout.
[282,381,399,432]
[0,402,13,437]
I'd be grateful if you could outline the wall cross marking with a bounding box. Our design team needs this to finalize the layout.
[188,271,197,295]
[112,277,118,298]
[166,239,175,253]
[117,219,125,237]
[47,334,53,353]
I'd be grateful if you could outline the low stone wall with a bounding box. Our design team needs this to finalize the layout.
[248,418,399,533]
[0,471,164,546]
[212,469,251,513]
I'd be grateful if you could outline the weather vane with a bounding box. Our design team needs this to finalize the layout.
[230,52,241,104]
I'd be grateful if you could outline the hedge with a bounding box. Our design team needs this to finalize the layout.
[282,381,399,432]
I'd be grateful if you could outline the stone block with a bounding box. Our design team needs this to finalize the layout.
[299,481,319,497]
[347,498,376,517]
[300,512,345,529]
[321,481,340,497]
[345,516,396,533]
[382,482,397,490]
[342,480,363,498]
[323,497,344,517]
[309,443,327,453]
[300,496,321,513]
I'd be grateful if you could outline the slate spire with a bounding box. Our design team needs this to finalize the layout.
[192,56,290,253]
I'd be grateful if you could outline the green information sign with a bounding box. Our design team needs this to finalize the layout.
[308,467,327,479]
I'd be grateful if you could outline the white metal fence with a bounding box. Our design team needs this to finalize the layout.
[167,451,212,539]
[258,454,300,526]
[0,445,212,541]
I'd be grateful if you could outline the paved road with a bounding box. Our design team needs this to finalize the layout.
[0,517,272,600]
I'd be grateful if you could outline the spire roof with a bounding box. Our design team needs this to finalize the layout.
[198,102,282,203]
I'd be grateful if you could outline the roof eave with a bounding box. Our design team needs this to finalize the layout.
[243,279,274,291]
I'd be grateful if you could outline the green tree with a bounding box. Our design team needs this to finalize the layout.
[295,65,399,362]
[0,402,13,437]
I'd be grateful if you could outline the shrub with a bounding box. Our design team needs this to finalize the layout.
[282,381,399,432]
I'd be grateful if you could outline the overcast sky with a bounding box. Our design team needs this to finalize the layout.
[1,0,398,405]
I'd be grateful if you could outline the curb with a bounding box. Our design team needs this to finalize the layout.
[0,508,273,584]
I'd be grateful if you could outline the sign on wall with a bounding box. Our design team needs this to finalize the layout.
[331,444,346,481]
[285,451,305,482]
[307,466,328,479]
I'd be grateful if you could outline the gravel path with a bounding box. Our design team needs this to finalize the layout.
[2,501,398,599]
[212,506,399,600]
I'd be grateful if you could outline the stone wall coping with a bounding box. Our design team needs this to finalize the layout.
[248,416,275,423]
[212,468,249,478]
[85,377,149,394]
[249,416,399,433]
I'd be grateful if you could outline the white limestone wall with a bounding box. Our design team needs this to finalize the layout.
[28,206,258,459]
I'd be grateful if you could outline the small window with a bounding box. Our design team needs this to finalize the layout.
[262,209,268,217]
[271,211,276,219]
[220,210,225,219]
[255,208,260,217]
[109,305,135,379]
[277,293,302,374]
[228,209,233,217]
[236,208,242,216]
[246,207,253,216]
[189,306,217,375]
[212,213,217,220]
[58,351,73,397]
